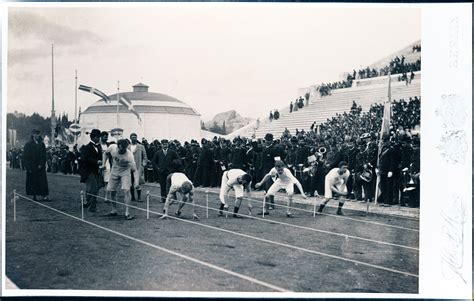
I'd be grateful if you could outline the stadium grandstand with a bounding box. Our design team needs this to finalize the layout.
[228,40,421,139]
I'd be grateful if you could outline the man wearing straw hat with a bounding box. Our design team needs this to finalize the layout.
[103,138,139,220]
[256,160,306,217]
[318,161,350,215]
[218,169,252,218]
[160,172,198,220]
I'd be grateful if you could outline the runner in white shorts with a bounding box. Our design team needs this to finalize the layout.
[219,169,252,218]
[102,139,138,220]
[318,161,350,215]
[160,172,198,220]
[100,133,115,203]
[255,160,306,217]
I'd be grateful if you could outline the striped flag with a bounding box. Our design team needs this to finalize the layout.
[78,85,110,103]
[380,75,392,136]
[374,74,392,205]
[119,95,142,122]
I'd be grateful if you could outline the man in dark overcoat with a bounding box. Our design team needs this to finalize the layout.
[152,139,181,202]
[23,129,49,201]
[79,129,103,212]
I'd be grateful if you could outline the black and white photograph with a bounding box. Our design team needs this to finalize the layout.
[1,3,471,298]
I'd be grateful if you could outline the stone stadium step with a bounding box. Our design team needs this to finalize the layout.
[250,80,420,138]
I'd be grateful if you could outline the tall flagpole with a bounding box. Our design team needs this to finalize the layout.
[374,73,392,205]
[116,81,120,128]
[74,70,78,145]
[51,44,56,147]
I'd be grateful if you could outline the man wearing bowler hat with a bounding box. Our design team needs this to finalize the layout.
[80,129,103,212]
[257,133,285,214]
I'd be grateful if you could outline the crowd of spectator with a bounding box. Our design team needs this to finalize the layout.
[315,97,420,148]
[8,95,421,208]
[8,141,80,175]
[7,147,23,169]
[269,109,280,121]
[314,54,421,97]
[412,44,421,52]
[315,79,353,97]
[290,96,307,113]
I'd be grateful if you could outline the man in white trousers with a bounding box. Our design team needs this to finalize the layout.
[103,139,139,220]
[160,172,198,220]
[219,169,252,218]
[318,161,350,215]
[256,160,306,217]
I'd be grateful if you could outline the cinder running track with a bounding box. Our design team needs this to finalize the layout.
[5,169,419,293]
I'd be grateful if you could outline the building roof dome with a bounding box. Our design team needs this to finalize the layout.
[82,83,200,116]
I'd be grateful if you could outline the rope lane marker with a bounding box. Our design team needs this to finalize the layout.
[87,192,419,278]
[241,195,419,232]
[144,192,419,252]
[41,173,420,224]
[142,184,419,231]
[13,193,290,292]
[194,187,420,222]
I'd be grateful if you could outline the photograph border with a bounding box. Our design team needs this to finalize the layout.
[1,2,471,298]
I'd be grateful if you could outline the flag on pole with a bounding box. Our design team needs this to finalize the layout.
[374,74,392,205]
[380,75,392,137]
[119,95,142,122]
[78,85,111,103]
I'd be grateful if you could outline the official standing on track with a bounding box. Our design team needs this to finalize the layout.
[23,129,49,202]
[256,160,306,217]
[161,172,198,220]
[103,139,139,220]
[318,161,350,215]
[219,169,253,218]
[259,133,285,210]
[152,139,180,202]
[130,133,148,202]
[80,129,102,212]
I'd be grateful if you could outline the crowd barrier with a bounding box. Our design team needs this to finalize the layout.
[9,190,419,281]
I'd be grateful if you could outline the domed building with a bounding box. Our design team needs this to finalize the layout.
[79,83,201,142]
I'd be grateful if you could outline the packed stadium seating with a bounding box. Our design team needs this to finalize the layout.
[249,76,420,138]
[228,41,421,139]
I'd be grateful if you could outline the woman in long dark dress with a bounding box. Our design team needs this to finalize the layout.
[23,129,49,201]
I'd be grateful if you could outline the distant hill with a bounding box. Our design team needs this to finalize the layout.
[203,110,254,135]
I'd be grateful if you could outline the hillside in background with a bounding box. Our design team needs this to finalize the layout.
[203,110,254,135]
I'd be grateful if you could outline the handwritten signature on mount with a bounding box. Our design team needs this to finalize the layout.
[440,196,467,284]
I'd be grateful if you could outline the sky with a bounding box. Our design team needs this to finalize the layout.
[7,5,421,121]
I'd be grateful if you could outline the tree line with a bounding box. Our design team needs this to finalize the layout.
[7,112,73,145]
